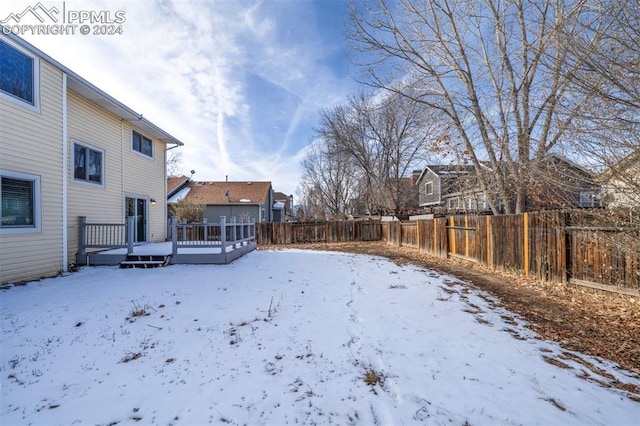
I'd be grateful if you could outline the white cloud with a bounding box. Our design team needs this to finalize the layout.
[5,0,355,195]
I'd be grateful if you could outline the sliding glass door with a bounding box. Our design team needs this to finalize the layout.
[125,196,147,243]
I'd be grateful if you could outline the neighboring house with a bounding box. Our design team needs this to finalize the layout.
[597,150,640,208]
[416,165,490,214]
[528,155,603,210]
[167,175,191,200]
[415,155,601,215]
[168,180,275,223]
[1,34,183,284]
[272,191,294,222]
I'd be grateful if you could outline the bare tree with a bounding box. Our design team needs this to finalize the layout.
[348,0,609,213]
[317,90,441,215]
[565,0,640,208]
[167,150,183,177]
[299,138,359,219]
[169,199,204,223]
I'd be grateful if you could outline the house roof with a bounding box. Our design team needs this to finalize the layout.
[596,149,640,182]
[182,181,272,205]
[416,164,476,185]
[273,192,290,202]
[3,33,184,148]
[167,175,190,196]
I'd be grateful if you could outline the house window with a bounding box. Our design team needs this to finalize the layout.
[579,191,596,207]
[425,182,433,195]
[74,142,104,185]
[448,198,459,209]
[0,40,39,109]
[132,130,153,158]
[1,170,41,233]
[466,198,477,210]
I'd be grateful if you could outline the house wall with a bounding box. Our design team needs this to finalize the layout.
[261,188,274,222]
[418,170,442,207]
[1,59,64,284]
[67,91,168,260]
[204,205,260,223]
[606,175,639,208]
[66,90,124,258]
[121,125,167,242]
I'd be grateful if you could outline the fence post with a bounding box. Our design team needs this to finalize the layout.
[171,216,178,255]
[221,216,227,254]
[127,216,135,255]
[231,217,237,244]
[486,215,492,268]
[449,216,455,257]
[181,218,187,241]
[203,217,208,242]
[464,215,470,258]
[523,212,529,277]
[416,220,421,252]
[78,216,86,257]
[433,219,437,255]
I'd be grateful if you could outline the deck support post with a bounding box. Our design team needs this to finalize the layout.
[171,216,178,255]
[221,216,227,254]
[126,216,135,255]
[78,216,87,258]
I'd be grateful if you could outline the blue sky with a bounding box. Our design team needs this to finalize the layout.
[3,0,358,196]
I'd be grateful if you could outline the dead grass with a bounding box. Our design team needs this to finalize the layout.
[363,369,383,387]
[120,352,142,363]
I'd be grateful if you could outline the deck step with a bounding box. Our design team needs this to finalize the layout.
[119,255,171,269]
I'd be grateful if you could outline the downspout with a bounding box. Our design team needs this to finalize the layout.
[61,72,68,273]
[121,120,125,216]
[164,144,168,239]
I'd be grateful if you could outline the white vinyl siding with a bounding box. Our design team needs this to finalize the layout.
[66,90,124,258]
[0,59,63,284]
[123,128,166,242]
[67,94,167,253]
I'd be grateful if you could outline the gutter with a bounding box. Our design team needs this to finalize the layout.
[5,33,184,148]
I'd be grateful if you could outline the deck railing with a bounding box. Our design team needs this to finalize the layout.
[169,216,256,254]
[79,215,256,257]
[78,216,135,256]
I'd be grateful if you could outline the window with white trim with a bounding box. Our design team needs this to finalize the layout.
[132,130,153,157]
[1,170,41,233]
[0,40,39,110]
[73,141,104,185]
[424,182,433,195]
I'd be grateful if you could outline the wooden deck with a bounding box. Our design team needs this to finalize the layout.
[76,216,256,266]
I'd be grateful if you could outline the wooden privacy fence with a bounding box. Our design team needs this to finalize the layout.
[383,211,639,295]
[256,221,382,245]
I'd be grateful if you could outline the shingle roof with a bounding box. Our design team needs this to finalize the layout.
[183,181,272,205]
[273,191,289,202]
[167,175,189,195]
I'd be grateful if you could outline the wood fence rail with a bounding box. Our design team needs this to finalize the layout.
[256,212,638,295]
[256,221,382,245]
[382,211,639,295]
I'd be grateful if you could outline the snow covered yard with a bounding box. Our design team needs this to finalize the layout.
[1,249,638,425]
